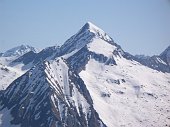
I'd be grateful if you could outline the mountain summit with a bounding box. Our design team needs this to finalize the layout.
[0,22,170,127]
[59,22,121,59]
[160,45,170,66]
[1,45,39,57]
[78,22,113,42]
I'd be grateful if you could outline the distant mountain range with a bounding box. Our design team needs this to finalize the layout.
[1,45,39,57]
[0,22,169,127]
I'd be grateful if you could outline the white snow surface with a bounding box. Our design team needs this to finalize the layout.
[0,56,18,65]
[62,22,114,56]
[0,55,30,90]
[2,45,39,57]
[86,22,113,42]
[0,63,24,90]
[87,38,116,57]
[45,58,90,121]
[0,23,170,127]
[80,57,170,127]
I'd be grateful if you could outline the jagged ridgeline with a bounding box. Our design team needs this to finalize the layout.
[0,22,170,127]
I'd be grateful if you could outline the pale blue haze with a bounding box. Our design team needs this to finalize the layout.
[0,0,170,55]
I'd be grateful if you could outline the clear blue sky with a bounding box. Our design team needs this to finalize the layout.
[0,0,170,55]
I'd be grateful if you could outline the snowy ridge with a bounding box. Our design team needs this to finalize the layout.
[0,58,105,127]
[0,22,170,127]
[79,22,113,42]
[0,63,24,90]
[60,22,115,57]
[0,45,38,90]
[80,57,170,127]
[134,46,170,73]
[160,45,170,66]
[2,45,39,57]
[87,38,117,57]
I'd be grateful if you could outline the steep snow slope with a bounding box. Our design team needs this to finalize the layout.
[0,58,105,127]
[80,56,170,127]
[0,22,170,127]
[59,22,116,57]
[87,38,116,57]
[0,63,24,90]
[64,22,170,127]
[0,45,39,90]
[0,57,30,90]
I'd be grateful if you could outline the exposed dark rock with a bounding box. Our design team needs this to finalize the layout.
[10,51,37,65]
[0,61,106,127]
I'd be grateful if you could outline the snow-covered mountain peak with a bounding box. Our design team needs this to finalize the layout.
[78,22,113,42]
[0,23,170,127]
[160,45,170,56]
[160,45,170,65]
[81,22,104,33]
[0,57,106,126]
[60,22,117,57]
[1,44,39,57]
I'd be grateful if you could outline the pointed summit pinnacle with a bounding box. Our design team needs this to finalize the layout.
[81,21,105,33]
[62,21,115,54]
[78,21,113,42]
[84,22,100,29]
